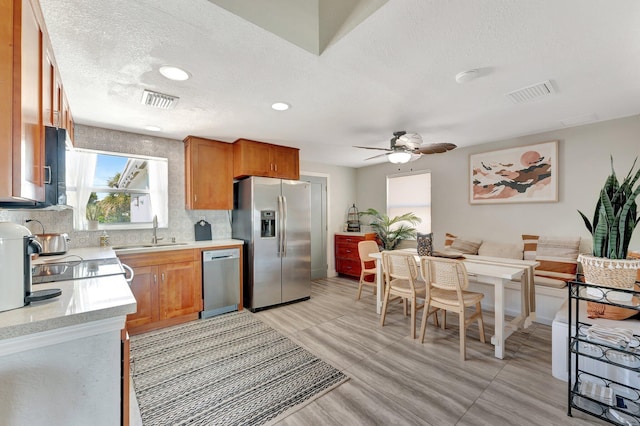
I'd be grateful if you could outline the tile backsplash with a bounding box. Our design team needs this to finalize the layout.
[0,125,232,248]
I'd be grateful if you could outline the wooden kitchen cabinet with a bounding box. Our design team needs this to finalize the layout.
[118,249,202,335]
[335,233,377,278]
[184,136,233,210]
[0,0,73,202]
[42,39,54,127]
[124,264,158,329]
[233,138,299,180]
[158,260,200,319]
[61,92,74,142]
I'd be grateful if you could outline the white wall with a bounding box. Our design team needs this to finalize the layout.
[3,116,638,260]
[301,160,357,276]
[356,115,640,253]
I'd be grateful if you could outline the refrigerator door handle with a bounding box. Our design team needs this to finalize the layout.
[277,195,283,258]
[281,195,287,257]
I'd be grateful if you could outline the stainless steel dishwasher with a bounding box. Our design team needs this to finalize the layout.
[201,248,240,318]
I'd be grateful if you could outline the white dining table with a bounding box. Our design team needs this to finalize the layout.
[370,250,537,359]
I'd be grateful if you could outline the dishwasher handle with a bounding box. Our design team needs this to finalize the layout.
[202,249,240,262]
[207,254,234,260]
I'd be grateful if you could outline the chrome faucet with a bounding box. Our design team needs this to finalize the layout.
[151,215,163,245]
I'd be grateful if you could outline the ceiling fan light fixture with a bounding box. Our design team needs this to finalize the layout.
[387,151,412,164]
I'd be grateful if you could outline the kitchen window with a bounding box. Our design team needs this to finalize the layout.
[386,171,431,234]
[66,148,168,230]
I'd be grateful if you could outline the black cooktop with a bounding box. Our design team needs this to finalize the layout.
[32,258,125,284]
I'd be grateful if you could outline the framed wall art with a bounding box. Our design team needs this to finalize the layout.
[469,140,558,204]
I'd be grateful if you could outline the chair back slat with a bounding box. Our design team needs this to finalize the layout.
[382,251,420,292]
[358,240,379,263]
[421,256,469,293]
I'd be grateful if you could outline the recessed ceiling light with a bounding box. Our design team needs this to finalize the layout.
[455,69,479,84]
[271,102,290,111]
[144,125,162,132]
[159,66,191,81]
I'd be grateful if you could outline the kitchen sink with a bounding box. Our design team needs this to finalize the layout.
[112,242,189,250]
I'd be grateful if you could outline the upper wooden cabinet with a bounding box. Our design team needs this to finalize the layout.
[184,136,233,210]
[0,0,73,202]
[233,138,299,180]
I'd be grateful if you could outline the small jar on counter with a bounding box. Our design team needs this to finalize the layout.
[99,231,110,247]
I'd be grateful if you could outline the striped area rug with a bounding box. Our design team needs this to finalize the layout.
[130,310,348,425]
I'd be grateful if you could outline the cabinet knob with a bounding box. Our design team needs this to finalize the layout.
[161,273,165,282]
[153,274,157,283]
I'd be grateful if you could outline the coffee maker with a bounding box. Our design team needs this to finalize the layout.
[0,222,61,313]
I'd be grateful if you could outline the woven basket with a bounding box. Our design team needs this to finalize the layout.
[578,254,640,289]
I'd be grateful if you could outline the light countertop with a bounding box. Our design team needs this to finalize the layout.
[1,239,244,342]
[335,231,376,237]
[2,247,134,341]
[0,275,136,341]
[111,239,244,255]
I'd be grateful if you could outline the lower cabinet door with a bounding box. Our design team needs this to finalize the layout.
[159,261,200,319]
[336,258,361,277]
[126,265,159,328]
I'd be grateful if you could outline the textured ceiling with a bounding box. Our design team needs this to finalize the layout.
[39,0,640,168]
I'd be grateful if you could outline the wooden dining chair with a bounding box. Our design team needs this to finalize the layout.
[356,240,379,300]
[380,251,439,339]
[419,256,486,361]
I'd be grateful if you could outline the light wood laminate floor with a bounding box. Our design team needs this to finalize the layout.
[255,276,604,426]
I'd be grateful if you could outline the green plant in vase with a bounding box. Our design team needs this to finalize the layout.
[86,203,99,221]
[577,156,640,293]
[86,203,100,230]
[359,208,421,250]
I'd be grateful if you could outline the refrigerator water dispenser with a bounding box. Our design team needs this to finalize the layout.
[261,210,276,238]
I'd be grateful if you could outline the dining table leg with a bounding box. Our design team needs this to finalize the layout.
[376,260,384,315]
[489,276,506,359]
[524,267,536,327]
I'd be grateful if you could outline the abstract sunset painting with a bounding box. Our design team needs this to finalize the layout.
[469,141,558,204]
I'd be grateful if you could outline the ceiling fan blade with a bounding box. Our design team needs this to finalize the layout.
[364,152,389,160]
[416,143,457,154]
[353,145,393,151]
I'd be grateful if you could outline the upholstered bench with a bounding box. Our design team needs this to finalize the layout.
[552,298,640,385]
[441,233,581,325]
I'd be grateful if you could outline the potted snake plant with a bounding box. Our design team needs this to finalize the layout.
[359,208,421,250]
[577,156,640,295]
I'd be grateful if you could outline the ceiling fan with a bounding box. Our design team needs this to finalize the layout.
[354,131,457,164]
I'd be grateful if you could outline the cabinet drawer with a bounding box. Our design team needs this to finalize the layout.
[118,249,197,268]
[336,258,361,277]
[335,235,364,245]
[336,244,359,260]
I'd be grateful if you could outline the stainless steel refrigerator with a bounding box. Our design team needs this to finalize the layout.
[232,176,311,311]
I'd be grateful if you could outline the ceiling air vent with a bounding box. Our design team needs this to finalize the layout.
[141,89,179,109]
[505,80,556,104]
